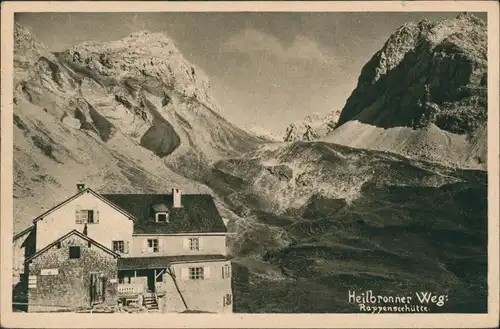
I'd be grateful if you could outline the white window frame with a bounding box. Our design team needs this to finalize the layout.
[147,239,159,253]
[155,212,169,223]
[188,267,204,280]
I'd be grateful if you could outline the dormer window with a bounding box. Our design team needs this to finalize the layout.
[153,203,170,223]
[156,212,169,223]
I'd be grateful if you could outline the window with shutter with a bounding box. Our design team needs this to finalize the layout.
[75,208,97,224]
[188,267,204,280]
[124,241,130,254]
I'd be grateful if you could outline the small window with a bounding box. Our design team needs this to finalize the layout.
[156,212,169,223]
[56,242,62,249]
[69,246,81,259]
[148,239,159,252]
[189,238,199,251]
[113,241,125,253]
[189,267,204,280]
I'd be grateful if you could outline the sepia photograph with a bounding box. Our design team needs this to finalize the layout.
[1,1,499,328]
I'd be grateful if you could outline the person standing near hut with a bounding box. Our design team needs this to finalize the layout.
[137,293,144,310]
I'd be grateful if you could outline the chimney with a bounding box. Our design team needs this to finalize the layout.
[77,184,86,192]
[172,188,182,208]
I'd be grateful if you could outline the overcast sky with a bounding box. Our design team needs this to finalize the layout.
[15,12,485,134]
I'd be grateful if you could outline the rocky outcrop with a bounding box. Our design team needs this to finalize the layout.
[336,13,487,135]
[283,111,340,142]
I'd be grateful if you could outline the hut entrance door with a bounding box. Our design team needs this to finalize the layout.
[90,272,105,305]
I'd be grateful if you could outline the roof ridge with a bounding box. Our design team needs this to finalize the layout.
[25,229,120,263]
[32,188,137,223]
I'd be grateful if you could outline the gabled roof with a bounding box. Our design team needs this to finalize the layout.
[118,255,231,270]
[32,188,136,223]
[25,229,120,263]
[101,194,227,235]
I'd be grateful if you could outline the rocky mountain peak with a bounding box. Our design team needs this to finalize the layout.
[355,13,486,90]
[55,29,214,107]
[14,23,53,83]
[336,13,487,135]
[14,23,48,55]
